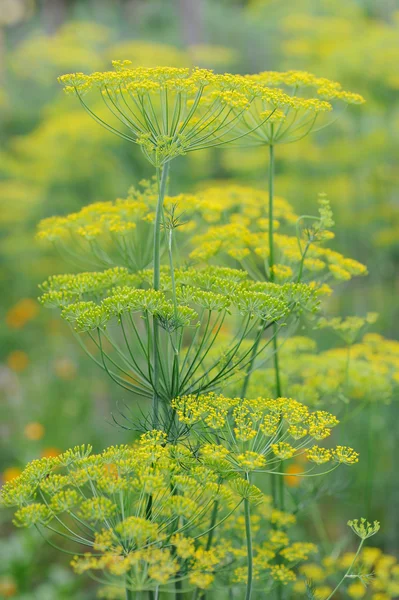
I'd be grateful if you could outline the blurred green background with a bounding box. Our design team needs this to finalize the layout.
[0,0,398,598]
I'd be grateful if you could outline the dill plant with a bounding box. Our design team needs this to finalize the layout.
[1,63,380,600]
[185,73,365,526]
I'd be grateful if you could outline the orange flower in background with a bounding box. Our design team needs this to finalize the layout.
[284,463,303,488]
[0,576,17,598]
[5,298,38,329]
[24,422,45,441]
[3,467,22,483]
[41,447,61,458]
[6,350,29,372]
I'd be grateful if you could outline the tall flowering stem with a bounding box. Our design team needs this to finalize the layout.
[152,161,170,428]
[268,141,282,397]
[125,587,134,600]
[325,519,380,600]
[244,473,254,600]
[267,140,284,512]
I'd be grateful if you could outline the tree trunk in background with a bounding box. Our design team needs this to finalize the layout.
[40,0,68,33]
[179,0,204,46]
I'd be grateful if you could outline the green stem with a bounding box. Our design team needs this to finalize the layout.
[175,577,182,598]
[268,142,284,510]
[296,241,310,283]
[268,143,275,280]
[167,225,180,411]
[365,402,374,516]
[240,324,263,398]
[125,587,133,600]
[152,161,170,428]
[244,474,253,600]
[267,143,282,399]
[325,539,365,600]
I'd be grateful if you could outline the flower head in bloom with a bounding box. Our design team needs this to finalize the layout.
[215,494,317,589]
[244,333,399,408]
[347,518,380,540]
[172,393,357,477]
[58,63,283,166]
[0,432,241,594]
[36,179,200,271]
[238,70,365,145]
[318,313,377,345]
[191,190,367,291]
[38,265,317,405]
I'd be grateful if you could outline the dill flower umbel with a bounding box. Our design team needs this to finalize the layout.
[234,331,399,408]
[36,179,199,271]
[347,518,381,540]
[58,63,282,166]
[172,393,357,476]
[0,431,249,595]
[39,265,319,412]
[191,190,367,289]
[239,70,365,145]
[206,493,318,592]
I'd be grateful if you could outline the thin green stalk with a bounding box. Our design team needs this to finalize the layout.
[125,586,133,600]
[244,473,253,600]
[240,325,262,398]
[365,402,374,516]
[324,538,365,600]
[268,142,275,281]
[175,577,182,598]
[167,225,180,405]
[268,142,284,511]
[267,142,282,399]
[152,161,170,428]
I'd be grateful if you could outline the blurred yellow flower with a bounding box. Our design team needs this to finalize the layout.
[6,350,29,372]
[41,447,61,458]
[6,298,39,329]
[24,422,45,441]
[348,581,366,598]
[3,467,22,483]
[284,463,303,487]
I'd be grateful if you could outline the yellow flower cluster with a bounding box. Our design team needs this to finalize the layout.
[37,176,197,271]
[37,181,302,275]
[318,313,378,344]
[213,493,318,589]
[172,393,358,473]
[294,544,399,599]
[243,334,399,407]
[39,265,321,402]
[191,191,367,288]
[58,63,365,163]
[0,431,247,594]
[251,70,365,104]
[57,64,292,165]
[220,69,364,145]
